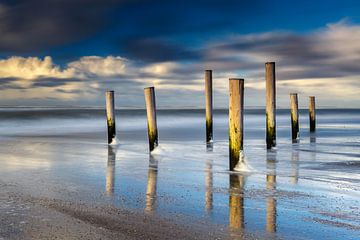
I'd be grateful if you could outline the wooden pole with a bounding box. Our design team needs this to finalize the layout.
[105,91,116,144]
[229,78,244,171]
[144,87,158,152]
[205,70,213,143]
[309,96,316,132]
[290,93,299,142]
[266,62,276,149]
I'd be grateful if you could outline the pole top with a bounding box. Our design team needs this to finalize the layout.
[290,93,298,96]
[205,69,212,72]
[229,78,244,81]
[265,62,275,65]
[309,96,315,99]
[144,86,155,90]
[106,90,114,93]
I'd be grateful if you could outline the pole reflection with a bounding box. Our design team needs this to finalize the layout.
[266,151,277,234]
[106,145,116,196]
[145,155,158,214]
[206,142,214,152]
[229,174,245,236]
[205,143,213,212]
[310,132,316,143]
[310,133,317,163]
[291,148,299,184]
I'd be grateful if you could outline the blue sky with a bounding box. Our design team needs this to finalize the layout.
[0,0,359,108]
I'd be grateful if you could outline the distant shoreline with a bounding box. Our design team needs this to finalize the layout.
[0,106,358,111]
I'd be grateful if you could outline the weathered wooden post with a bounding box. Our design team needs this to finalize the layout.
[205,70,213,143]
[105,91,116,144]
[229,78,244,171]
[309,96,316,132]
[290,93,299,142]
[144,87,158,152]
[266,62,276,149]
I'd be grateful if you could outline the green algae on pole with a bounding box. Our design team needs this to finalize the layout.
[229,78,244,171]
[309,96,316,132]
[290,93,299,142]
[266,62,276,149]
[205,70,213,143]
[105,90,116,144]
[144,87,158,152]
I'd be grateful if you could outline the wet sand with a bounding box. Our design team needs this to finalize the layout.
[0,181,235,240]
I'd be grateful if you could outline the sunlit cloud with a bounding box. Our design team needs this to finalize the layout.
[0,56,74,79]
[141,62,179,76]
[68,56,130,78]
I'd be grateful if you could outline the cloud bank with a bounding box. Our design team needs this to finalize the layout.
[0,20,359,108]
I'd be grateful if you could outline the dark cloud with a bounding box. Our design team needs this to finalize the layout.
[115,0,264,38]
[123,38,201,63]
[0,0,133,53]
[212,34,331,64]
[0,0,265,56]
[56,89,84,94]
[0,77,82,89]
[202,30,360,80]
[0,77,19,85]
[30,77,81,88]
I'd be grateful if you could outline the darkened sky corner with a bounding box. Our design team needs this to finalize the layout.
[0,0,359,107]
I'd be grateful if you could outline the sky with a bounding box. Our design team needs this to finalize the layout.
[0,0,359,108]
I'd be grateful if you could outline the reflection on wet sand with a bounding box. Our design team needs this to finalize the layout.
[291,148,299,184]
[205,143,213,212]
[229,174,245,235]
[266,152,277,234]
[310,133,317,163]
[310,132,316,143]
[106,146,116,196]
[145,155,158,214]
[206,142,213,152]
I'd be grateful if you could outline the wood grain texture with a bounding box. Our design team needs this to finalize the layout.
[265,62,276,149]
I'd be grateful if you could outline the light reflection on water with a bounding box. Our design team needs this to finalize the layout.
[145,155,158,214]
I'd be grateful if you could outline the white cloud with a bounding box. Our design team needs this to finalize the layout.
[0,56,74,79]
[141,61,179,75]
[67,56,130,77]
[316,21,360,63]
[0,55,133,80]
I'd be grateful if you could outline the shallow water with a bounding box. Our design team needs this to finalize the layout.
[0,108,359,239]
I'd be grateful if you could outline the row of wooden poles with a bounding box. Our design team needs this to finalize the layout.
[105,62,317,171]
